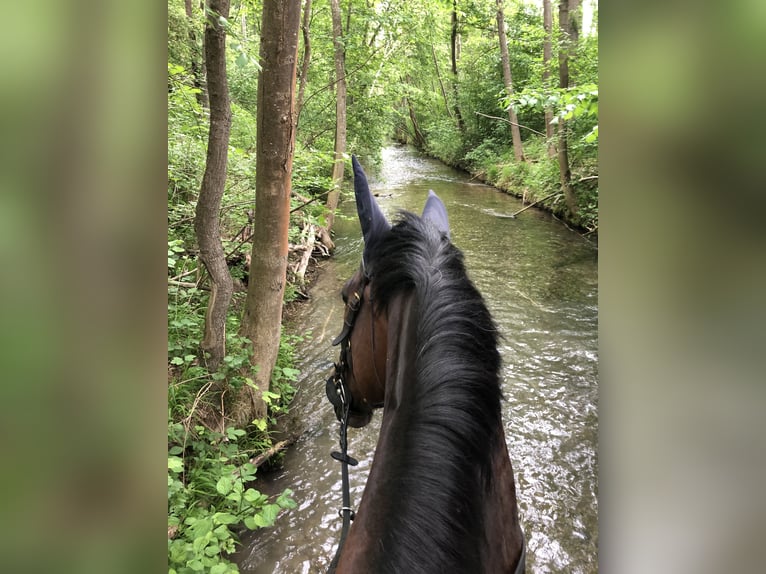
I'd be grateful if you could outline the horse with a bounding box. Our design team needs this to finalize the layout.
[325,156,525,573]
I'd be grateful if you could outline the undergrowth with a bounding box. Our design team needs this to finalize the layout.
[168,247,304,573]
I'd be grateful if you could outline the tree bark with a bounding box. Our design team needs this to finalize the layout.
[296,0,313,124]
[238,0,302,426]
[557,0,580,217]
[496,0,525,162]
[194,0,232,371]
[543,0,555,157]
[324,0,347,236]
[450,0,465,132]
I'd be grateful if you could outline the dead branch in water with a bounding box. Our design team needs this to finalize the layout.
[510,191,559,217]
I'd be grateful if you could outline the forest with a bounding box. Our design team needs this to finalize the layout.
[167,0,597,571]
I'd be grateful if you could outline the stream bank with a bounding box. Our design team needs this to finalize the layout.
[392,138,598,236]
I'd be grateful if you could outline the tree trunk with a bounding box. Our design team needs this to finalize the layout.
[496,0,525,162]
[324,0,347,236]
[450,0,465,132]
[295,0,313,124]
[184,0,208,109]
[543,0,555,157]
[431,44,453,118]
[237,0,302,426]
[557,0,580,217]
[194,0,232,371]
[404,86,426,149]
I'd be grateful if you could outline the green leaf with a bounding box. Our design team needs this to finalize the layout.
[583,125,599,143]
[213,512,239,525]
[168,456,184,473]
[170,357,184,366]
[204,543,221,556]
[261,390,280,405]
[243,516,257,530]
[254,503,280,527]
[281,367,300,380]
[243,488,265,504]
[215,476,233,495]
[277,489,297,509]
[210,564,229,574]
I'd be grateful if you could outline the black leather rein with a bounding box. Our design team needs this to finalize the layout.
[325,274,369,573]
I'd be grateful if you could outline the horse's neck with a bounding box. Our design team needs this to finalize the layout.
[338,293,524,573]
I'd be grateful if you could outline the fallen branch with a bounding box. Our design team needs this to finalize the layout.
[578,175,598,183]
[293,224,316,284]
[474,111,546,137]
[248,438,296,468]
[510,191,559,217]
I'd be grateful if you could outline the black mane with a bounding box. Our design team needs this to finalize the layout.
[365,211,503,573]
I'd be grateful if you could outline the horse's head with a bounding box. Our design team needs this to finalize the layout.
[325,156,450,428]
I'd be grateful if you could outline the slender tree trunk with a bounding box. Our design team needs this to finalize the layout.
[543,0,556,157]
[404,76,427,149]
[194,0,232,371]
[185,0,208,108]
[557,0,580,216]
[450,0,465,132]
[431,44,453,118]
[238,0,302,426]
[496,0,525,162]
[295,0,313,123]
[324,0,347,236]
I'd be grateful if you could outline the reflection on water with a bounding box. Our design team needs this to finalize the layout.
[235,146,598,573]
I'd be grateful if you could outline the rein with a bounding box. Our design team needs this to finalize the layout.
[325,273,369,573]
[325,381,357,573]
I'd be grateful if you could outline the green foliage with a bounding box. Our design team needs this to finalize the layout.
[507,83,598,144]
[168,421,296,574]
[168,282,302,572]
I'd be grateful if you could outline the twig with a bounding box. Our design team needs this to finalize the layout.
[225,235,253,260]
[474,111,546,137]
[510,191,559,217]
[290,196,319,213]
[578,175,598,183]
[247,437,298,469]
[168,280,209,291]
[170,267,199,282]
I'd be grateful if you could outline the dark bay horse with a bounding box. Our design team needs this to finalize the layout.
[326,156,525,573]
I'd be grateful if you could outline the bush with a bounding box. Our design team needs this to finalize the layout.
[168,422,296,574]
[168,285,301,573]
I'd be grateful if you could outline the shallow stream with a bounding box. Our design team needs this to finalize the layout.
[235,146,598,573]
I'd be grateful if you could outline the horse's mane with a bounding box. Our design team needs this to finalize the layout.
[366,211,503,573]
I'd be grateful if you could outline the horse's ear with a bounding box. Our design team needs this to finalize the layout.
[422,190,450,239]
[352,155,390,251]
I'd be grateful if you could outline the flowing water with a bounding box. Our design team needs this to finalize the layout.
[235,146,598,573]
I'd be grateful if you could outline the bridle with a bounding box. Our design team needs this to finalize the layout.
[324,268,370,573]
